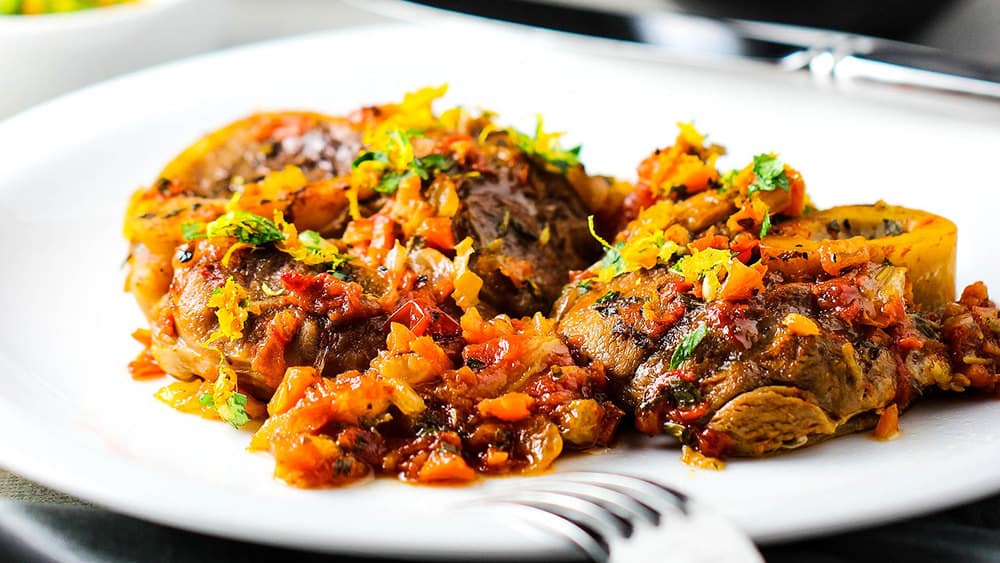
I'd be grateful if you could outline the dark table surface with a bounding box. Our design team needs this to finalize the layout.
[5,482,1000,562]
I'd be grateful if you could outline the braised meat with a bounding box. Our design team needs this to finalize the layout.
[150,240,387,400]
[451,132,602,317]
[156,111,362,198]
[558,263,975,456]
[124,97,998,488]
[126,88,627,485]
[124,112,364,318]
[556,128,998,459]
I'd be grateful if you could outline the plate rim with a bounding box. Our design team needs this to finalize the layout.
[2,20,1000,558]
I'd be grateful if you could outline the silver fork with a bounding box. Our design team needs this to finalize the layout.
[482,471,762,563]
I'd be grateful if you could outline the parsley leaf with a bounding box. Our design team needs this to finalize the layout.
[587,214,627,279]
[667,379,701,407]
[718,169,739,194]
[351,151,386,168]
[593,290,620,307]
[591,290,622,318]
[669,322,709,369]
[353,129,454,195]
[599,243,625,278]
[416,154,454,172]
[199,390,249,428]
[509,116,582,173]
[181,222,206,241]
[225,392,250,428]
[374,171,406,194]
[747,154,789,197]
[760,210,773,238]
[198,211,284,246]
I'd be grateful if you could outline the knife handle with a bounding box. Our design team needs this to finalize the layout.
[808,44,1000,100]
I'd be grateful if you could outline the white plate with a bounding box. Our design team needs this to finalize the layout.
[1,22,1000,559]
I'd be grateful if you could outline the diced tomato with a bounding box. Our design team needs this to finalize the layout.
[729,232,759,264]
[370,214,397,253]
[671,401,710,423]
[718,260,765,302]
[463,336,524,369]
[280,270,378,322]
[268,366,322,417]
[873,404,899,440]
[477,393,535,421]
[386,298,461,337]
[696,428,733,458]
[416,217,455,251]
[689,234,729,252]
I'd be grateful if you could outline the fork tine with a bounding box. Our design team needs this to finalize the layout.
[489,490,631,540]
[515,480,660,527]
[545,472,690,516]
[492,502,611,563]
[476,472,762,563]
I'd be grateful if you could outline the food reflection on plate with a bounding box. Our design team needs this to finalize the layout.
[1,0,137,15]
[122,86,1000,487]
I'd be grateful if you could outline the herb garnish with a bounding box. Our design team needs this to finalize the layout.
[508,115,581,173]
[592,290,621,317]
[669,322,709,369]
[747,154,789,197]
[760,209,773,238]
[351,130,454,194]
[182,211,283,246]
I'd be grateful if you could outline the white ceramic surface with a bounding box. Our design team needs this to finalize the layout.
[0,22,999,559]
[0,0,227,118]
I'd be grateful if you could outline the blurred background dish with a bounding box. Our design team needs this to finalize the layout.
[0,0,227,117]
[2,1,140,16]
[1,0,996,119]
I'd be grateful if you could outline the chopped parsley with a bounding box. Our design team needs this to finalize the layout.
[575,280,593,295]
[415,153,454,174]
[224,393,250,428]
[592,290,621,317]
[199,390,249,429]
[669,322,709,369]
[351,150,385,168]
[289,230,352,270]
[747,153,789,196]
[183,211,284,246]
[718,169,739,194]
[593,290,620,307]
[509,115,581,173]
[351,130,454,194]
[760,210,773,238]
[588,215,626,280]
[180,222,204,241]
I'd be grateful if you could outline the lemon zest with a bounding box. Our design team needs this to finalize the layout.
[205,276,254,344]
[452,237,483,310]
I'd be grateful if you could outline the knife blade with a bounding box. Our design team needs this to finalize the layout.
[395,0,1000,101]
